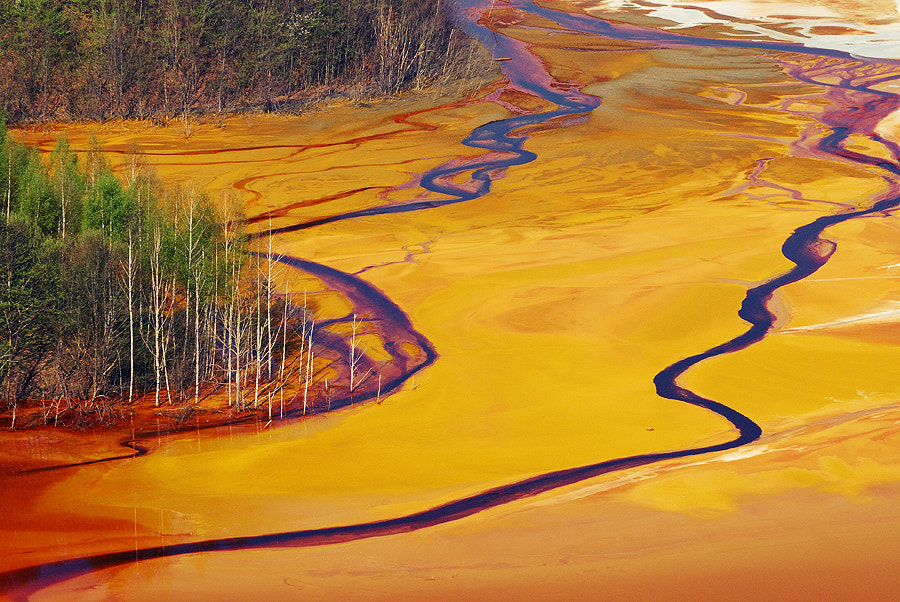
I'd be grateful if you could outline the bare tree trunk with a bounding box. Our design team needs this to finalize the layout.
[151,227,164,406]
[164,275,177,405]
[303,322,314,416]
[234,262,243,410]
[6,152,11,220]
[183,189,199,403]
[226,292,235,407]
[348,314,366,400]
[264,231,275,415]
[59,164,66,238]
[280,288,288,420]
[221,193,234,408]
[185,193,192,371]
[141,226,174,407]
[126,228,135,402]
[163,331,173,406]
[194,265,201,404]
[254,266,262,410]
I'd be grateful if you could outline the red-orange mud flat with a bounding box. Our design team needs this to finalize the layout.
[4,1,900,599]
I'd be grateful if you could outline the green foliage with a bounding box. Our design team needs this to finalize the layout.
[0,216,64,401]
[82,171,136,241]
[17,145,59,234]
[0,131,261,419]
[0,139,26,219]
[170,190,227,299]
[49,137,86,237]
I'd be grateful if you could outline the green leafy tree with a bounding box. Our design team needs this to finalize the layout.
[0,217,64,424]
[82,171,136,241]
[17,146,60,234]
[49,137,85,238]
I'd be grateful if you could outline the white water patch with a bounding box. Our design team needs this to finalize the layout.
[780,301,900,332]
[526,445,771,508]
[525,467,660,507]
[705,444,770,463]
[876,101,900,146]
[579,0,900,60]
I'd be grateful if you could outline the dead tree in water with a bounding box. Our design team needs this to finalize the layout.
[264,236,276,418]
[253,269,263,409]
[348,313,368,401]
[302,319,314,415]
[279,287,289,420]
[253,242,281,419]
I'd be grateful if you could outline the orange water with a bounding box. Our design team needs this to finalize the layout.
[4,7,900,599]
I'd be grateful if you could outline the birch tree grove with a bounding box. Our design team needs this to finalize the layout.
[143,224,169,408]
[123,228,136,403]
[0,131,332,429]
